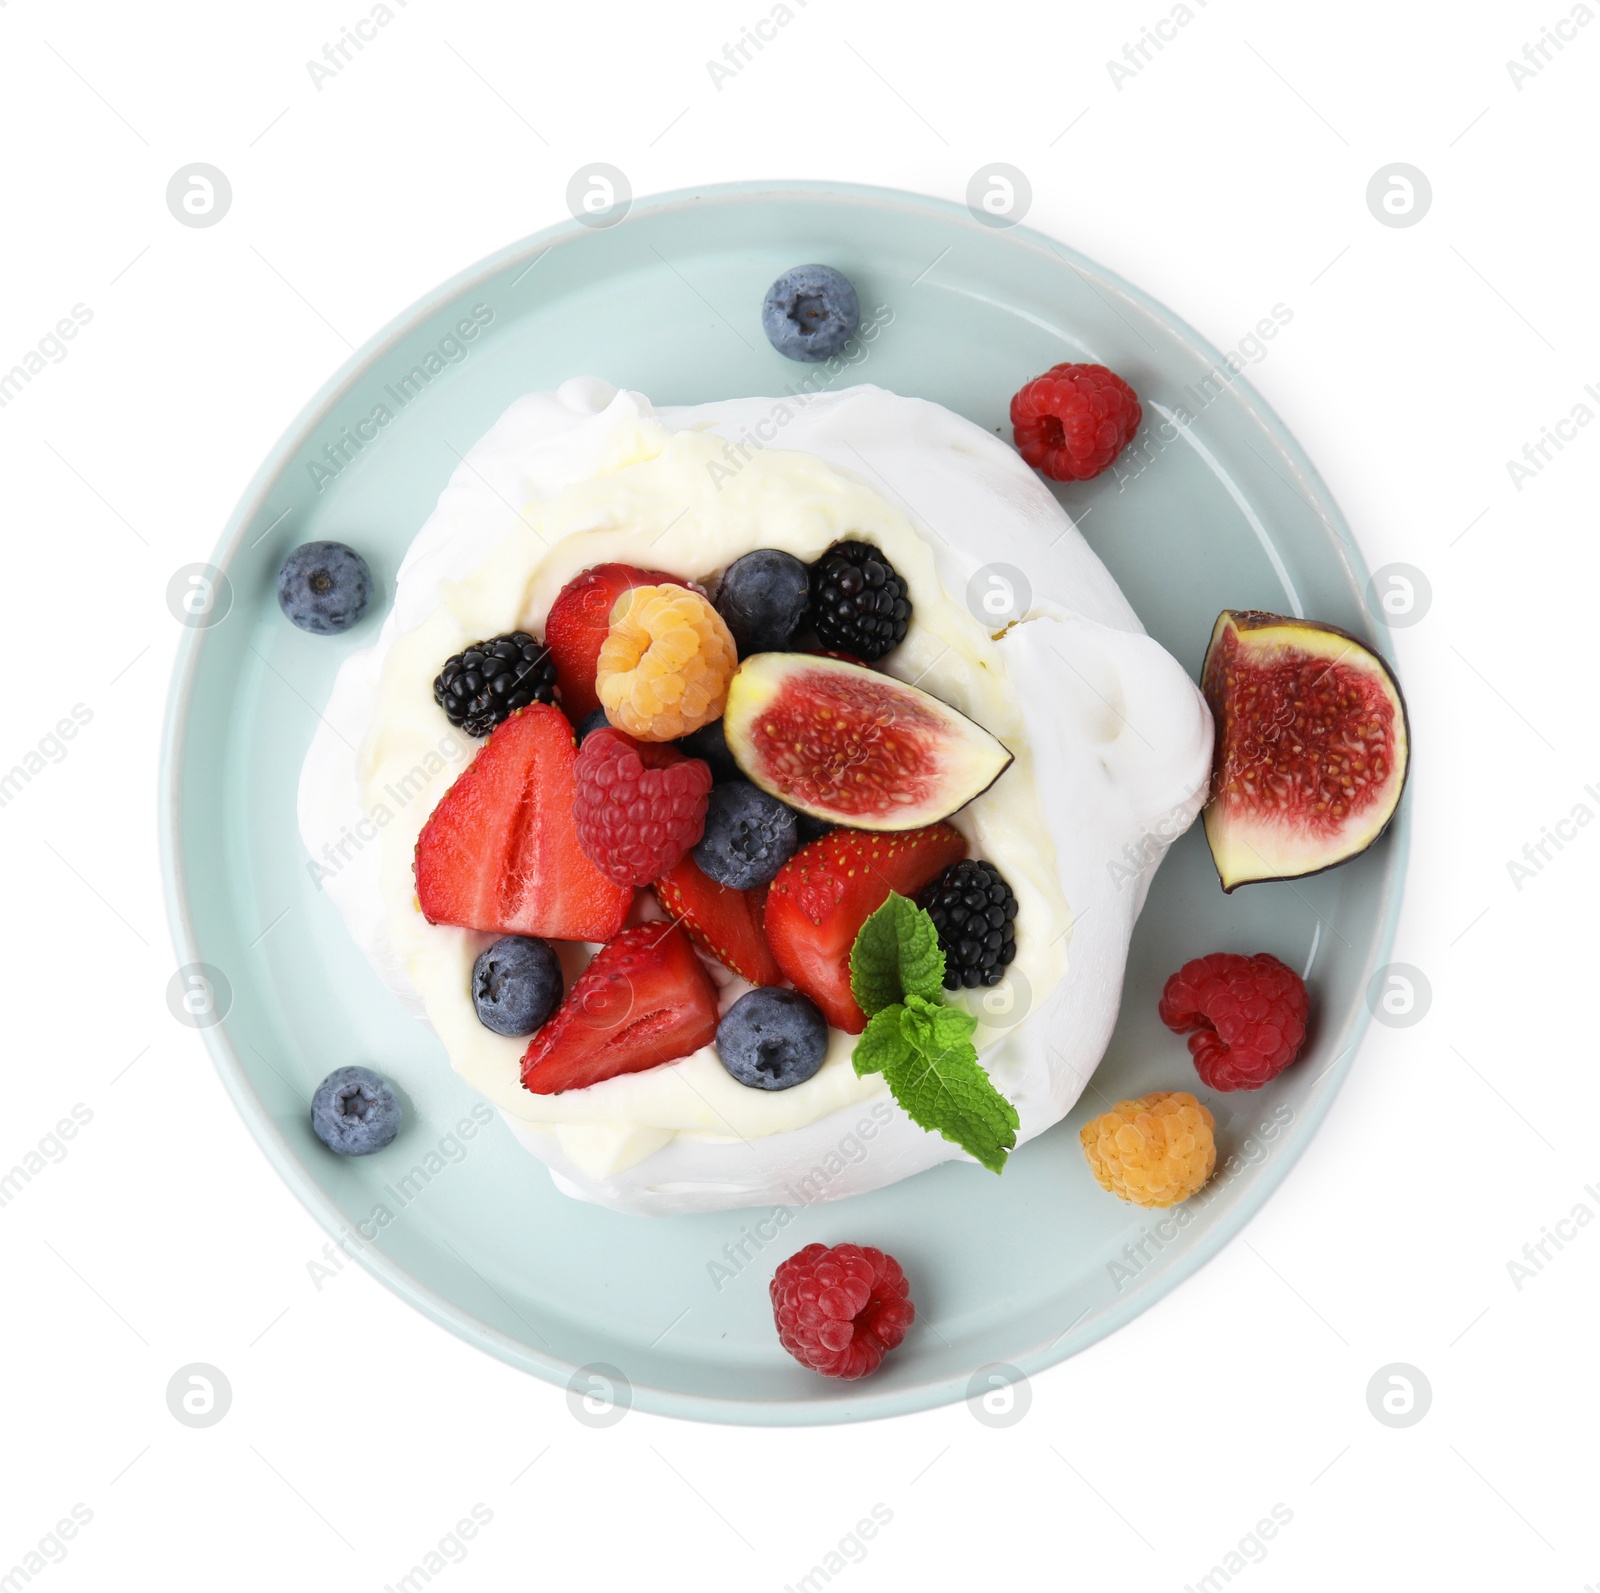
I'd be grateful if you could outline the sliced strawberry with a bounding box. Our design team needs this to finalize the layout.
[545,563,685,720]
[414,704,632,942]
[521,922,720,1094]
[652,855,784,987]
[764,824,968,1033]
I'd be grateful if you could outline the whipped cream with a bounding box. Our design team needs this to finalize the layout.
[298,380,1211,1215]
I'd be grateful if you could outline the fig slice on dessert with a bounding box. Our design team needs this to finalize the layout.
[723,653,1013,831]
[1201,610,1409,892]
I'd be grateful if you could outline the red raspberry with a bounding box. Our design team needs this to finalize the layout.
[1159,952,1310,1092]
[769,1243,915,1380]
[572,727,712,888]
[1010,362,1142,481]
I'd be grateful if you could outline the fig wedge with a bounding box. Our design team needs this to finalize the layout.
[724,653,1012,831]
[1201,610,1409,891]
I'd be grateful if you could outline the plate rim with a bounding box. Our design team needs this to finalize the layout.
[158,177,1409,1426]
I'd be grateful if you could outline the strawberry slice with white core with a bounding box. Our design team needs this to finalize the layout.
[414,704,632,942]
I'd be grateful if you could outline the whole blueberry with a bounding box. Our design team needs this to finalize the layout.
[310,1066,401,1155]
[277,541,372,635]
[715,549,811,657]
[576,707,611,743]
[472,936,563,1036]
[676,717,741,784]
[717,988,829,1090]
[761,264,860,363]
[694,781,797,889]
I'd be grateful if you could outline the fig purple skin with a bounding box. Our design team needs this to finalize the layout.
[1200,609,1409,891]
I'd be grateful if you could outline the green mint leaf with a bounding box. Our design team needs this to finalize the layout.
[852,1004,909,1077]
[879,1020,1019,1175]
[850,893,946,1017]
[848,913,1017,1173]
[899,993,978,1057]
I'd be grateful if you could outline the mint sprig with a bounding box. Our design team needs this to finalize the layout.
[848,894,1019,1175]
[850,889,947,1013]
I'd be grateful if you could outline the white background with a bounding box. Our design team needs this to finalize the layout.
[1,0,1594,1588]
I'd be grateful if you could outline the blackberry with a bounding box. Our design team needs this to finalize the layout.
[434,632,559,736]
[808,541,911,660]
[919,859,1019,990]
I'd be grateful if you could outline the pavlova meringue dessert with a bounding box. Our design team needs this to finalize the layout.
[299,376,1212,1216]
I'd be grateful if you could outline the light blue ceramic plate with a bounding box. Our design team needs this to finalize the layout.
[160,181,1407,1425]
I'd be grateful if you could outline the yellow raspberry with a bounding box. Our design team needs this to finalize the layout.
[1080,1091,1216,1208]
[595,584,738,741]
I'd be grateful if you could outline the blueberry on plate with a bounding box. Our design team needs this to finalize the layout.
[676,717,741,784]
[277,541,373,635]
[716,988,828,1090]
[310,1066,401,1155]
[472,935,564,1036]
[576,707,611,743]
[694,781,798,889]
[714,549,811,657]
[761,264,860,363]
